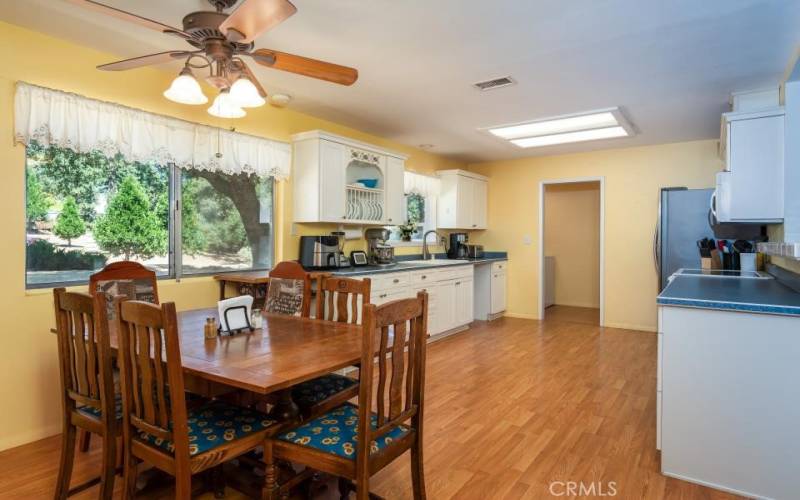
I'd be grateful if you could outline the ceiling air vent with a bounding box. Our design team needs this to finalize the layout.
[473,76,516,91]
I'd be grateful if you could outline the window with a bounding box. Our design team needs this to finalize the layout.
[388,193,436,243]
[24,142,273,288]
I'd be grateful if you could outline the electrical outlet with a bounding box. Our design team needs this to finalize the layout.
[523,234,533,245]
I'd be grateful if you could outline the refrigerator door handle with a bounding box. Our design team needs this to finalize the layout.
[653,221,660,276]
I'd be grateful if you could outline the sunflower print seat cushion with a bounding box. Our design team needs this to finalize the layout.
[78,389,203,421]
[277,403,410,459]
[291,374,358,409]
[136,401,277,456]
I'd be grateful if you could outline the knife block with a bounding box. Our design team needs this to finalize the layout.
[701,249,722,270]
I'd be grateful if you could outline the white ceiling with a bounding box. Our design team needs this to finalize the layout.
[2,0,799,162]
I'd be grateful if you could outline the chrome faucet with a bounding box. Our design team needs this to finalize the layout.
[422,230,443,260]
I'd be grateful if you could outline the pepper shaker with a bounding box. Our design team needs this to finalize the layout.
[204,317,217,339]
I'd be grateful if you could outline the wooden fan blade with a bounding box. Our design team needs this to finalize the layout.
[250,49,358,86]
[239,62,268,98]
[219,0,297,43]
[65,0,191,39]
[98,51,190,71]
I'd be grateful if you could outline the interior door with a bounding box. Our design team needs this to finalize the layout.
[319,140,346,221]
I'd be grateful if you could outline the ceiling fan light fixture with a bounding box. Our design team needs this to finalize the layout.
[164,67,208,105]
[208,89,247,119]
[229,76,266,108]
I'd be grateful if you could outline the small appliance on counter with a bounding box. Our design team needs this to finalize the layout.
[330,231,350,269]
[299,235,342,270]
[447,232,469,259]
[467,244,484,259]
[364,228,396,267]
[350,250,368,267]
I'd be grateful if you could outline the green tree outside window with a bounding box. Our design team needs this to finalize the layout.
[53,196,85,246]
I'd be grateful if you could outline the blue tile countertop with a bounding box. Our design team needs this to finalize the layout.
[657,274,800,316]
[330,252,508,277]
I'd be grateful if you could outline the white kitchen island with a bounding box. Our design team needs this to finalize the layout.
[657,273,800,499]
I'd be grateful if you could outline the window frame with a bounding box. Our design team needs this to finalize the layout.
[24,157,276,289]
[387,193,437,247]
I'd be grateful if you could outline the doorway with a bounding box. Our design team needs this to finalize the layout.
[539,177,604,326]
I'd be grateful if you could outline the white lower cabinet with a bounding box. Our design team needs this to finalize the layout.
[356,264,474,336]
[454,278,474,327]
[659,305,800,499]
[473,261,508,320]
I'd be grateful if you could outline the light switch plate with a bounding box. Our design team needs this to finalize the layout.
[523,234,533,245]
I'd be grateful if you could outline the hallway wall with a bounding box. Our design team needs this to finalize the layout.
[544,182,601,308]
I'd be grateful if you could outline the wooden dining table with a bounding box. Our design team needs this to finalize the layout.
[107,308,366,419]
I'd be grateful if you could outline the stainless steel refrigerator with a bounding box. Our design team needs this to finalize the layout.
[655,188,715,292]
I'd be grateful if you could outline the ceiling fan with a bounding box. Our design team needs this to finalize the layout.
[68,0,359,118]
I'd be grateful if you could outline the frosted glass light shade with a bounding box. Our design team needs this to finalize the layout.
[163,68,207,105]
[229,77,266,107]
[208,89,246,118]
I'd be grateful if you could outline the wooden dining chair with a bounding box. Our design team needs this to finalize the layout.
[289,276,372,419]
[114,298,280,499]
[53,289,119,499]
[90,261,160,305]
[265,292,429,500]
[80,261,159,454]
[264,261,313,317]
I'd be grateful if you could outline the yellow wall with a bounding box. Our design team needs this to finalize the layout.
[467,140,722,331]
[544,182,601,308]
[0,21,462,451]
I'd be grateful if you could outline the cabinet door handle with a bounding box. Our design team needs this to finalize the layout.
[342,215,346,219]
[388,218,393,222]
[393,278,399,283]
[421,275,426,280]
[455,281,461,285]
[380,293,387,298]
[472,224,477,227]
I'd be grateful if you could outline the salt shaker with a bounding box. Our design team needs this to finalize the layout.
[204,317,217,339]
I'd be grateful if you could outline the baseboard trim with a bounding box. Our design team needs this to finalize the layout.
[0,424,61,453]
[429,324,470,342]
[602,321,656,332]
[551,301,601,309]
[500,312,539,320]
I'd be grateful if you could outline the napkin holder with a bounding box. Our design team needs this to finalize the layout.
[217,295,254,335]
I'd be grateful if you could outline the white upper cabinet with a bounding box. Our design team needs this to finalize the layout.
[385,156,406,225]
[436,170,489,230]
[292,130,408,224]
[714,108,784,223]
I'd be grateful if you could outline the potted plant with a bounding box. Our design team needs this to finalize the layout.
[398,220,416,242]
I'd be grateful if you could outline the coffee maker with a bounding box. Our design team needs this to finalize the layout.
[299,235,341,269]
[447,232,469,259]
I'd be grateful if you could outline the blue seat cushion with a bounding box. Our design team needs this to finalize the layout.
[291,374,358,409]
[277,403,410,459]
[137,401,277,456]
[77,390,203,421]
[77,393,123,420]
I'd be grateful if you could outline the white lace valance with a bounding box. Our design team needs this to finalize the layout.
[404,171,441,197]
[13,82,291,180]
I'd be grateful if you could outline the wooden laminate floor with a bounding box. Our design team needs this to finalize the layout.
[544,305,600,325]
[0,313,741,499]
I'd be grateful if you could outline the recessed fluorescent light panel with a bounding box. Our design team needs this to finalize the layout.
[483,108,634,148]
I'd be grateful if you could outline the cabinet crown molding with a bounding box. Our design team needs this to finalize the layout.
[291,129,409,160]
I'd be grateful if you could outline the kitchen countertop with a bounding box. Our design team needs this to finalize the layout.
[657,273,800,316]
[330,252,508,277]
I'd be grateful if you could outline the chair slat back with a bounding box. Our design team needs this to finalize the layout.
[316,276,371,324]
[357,292,428,461]
[90,262,159,319]
[116,300,188,450]
[53,288,114,417]
[266,261,313,317]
